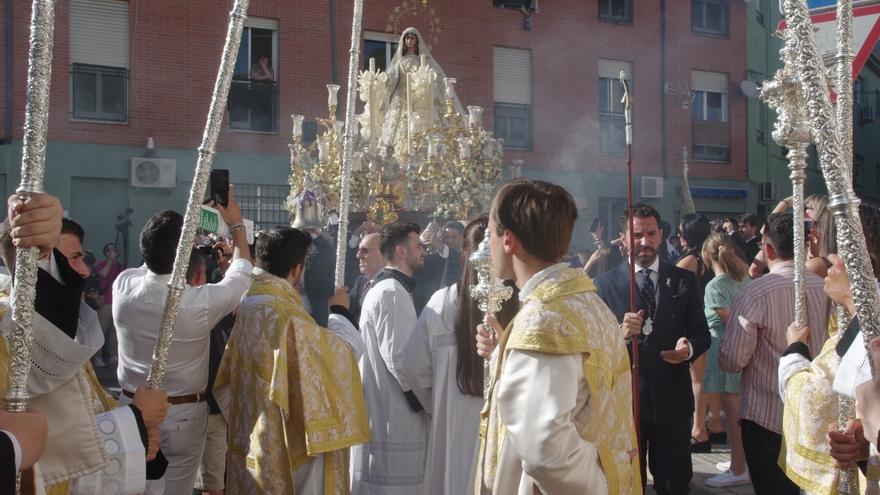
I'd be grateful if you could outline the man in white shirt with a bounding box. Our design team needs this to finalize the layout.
[351,222,429,495]
[114,186,253,495]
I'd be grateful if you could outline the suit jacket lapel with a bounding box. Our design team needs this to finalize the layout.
[653,262,674,325]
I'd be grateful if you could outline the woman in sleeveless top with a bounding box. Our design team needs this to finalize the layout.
[676,214,722,452]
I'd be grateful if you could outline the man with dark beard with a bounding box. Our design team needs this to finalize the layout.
[593,203,710,494]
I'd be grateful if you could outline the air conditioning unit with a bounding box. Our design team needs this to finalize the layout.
[131,158,176,189]
[861,105,876,123]
[761,181,777,202]
[638,176,663,199]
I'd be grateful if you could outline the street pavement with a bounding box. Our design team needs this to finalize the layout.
[94,362,757,494]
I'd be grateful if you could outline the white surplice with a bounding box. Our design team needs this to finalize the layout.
[399,284,482,495]
[1,256,146,494]
[351,276,429,495]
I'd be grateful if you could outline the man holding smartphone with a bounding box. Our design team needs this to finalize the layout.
[114,184,253,494]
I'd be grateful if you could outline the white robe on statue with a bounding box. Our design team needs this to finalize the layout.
[398,284,481,495]
[351,275,428,495]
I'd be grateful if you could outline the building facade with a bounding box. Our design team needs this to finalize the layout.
[0,0,752,261]
[746,0,880,220]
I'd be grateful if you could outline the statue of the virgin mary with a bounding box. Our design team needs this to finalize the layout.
[379,27,464,154]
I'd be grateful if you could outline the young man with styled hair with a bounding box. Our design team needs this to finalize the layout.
[214,226,368,493]
[352,222,430,494]
[474,178,640,494]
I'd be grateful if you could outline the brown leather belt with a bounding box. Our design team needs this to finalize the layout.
[122,389,205,405]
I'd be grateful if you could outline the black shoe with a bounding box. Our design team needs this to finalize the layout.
[690,436,711,453]
[709,430,727,444]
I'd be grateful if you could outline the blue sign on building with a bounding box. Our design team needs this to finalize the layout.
[808,0,837,9]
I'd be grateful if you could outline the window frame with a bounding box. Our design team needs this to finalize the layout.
[363,31,399,72]
[228,24,279,133]
[692,0,730,37]
[598,0,633,23]
[70,63,129,123]
[493,102,533,151]
[598,76,627,155]
[692,90,729,122]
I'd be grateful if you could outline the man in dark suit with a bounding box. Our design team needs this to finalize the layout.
[594,203,711,495]
[738,214,762,264]
[413,221,464,313]
[304,229,335,326]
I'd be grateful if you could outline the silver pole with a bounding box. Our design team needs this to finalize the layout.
[6,2,56,492]
[832,1,860,492]
[333,0,365,289]
[6,0,55,413]
[146,0,249,388]
[781,0,880,380]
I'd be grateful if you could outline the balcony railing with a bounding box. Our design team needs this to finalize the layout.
[228,79,278,133]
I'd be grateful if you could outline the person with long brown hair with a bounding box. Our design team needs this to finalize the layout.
[399,216,518,495]
[700,233,751,488]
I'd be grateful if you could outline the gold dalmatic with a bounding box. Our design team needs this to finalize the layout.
[214,270,370,494]
[475,268,641,495]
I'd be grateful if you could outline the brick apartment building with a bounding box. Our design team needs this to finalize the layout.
[0,0,753,261]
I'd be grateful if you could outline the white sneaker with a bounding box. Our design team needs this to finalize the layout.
[715,460,731,472]
[705,469,751,488]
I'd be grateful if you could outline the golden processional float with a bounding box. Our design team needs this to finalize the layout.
[285,41,506,287]
[765,0,879,493]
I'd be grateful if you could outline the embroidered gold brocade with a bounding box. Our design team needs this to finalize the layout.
[214,271,369,494]
[476,268,640,495]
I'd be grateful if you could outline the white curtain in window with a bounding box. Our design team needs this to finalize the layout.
[70,0,129,69]
[494,47,531,105]
[598,59,633,80]
[691,70,728,93]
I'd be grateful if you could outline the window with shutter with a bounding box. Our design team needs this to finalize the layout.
[69,0,129,122]
[493,47,532,150]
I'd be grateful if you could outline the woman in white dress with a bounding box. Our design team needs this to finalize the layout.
[379,27,464,153]
[400,216,519,495]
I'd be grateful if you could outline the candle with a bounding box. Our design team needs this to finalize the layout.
[444,78,457,99]
[420,54,427,67]
[369,57,376,73]
[468,106,483,129]
[459,137,471,160]
[428,74,435,128]
[327,84,340,108]
[406,73,412,155]
[318,136,329,162]
[485,138,495,157]
[333,120,344,137]
[291,114,304,140]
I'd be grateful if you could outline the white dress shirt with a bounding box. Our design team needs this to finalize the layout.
[114,258,253,396]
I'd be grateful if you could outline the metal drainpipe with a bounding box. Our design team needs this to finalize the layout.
[660,0,668,178]
[3,0,12,145]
